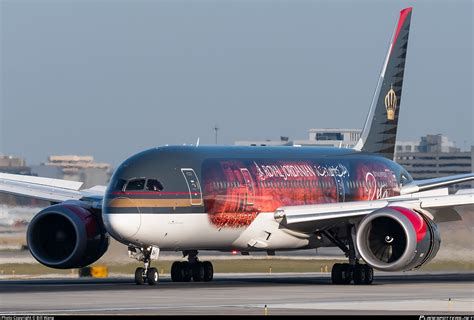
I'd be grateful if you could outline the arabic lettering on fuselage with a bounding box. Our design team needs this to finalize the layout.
[315,164,349,178]
[253,162,350,181]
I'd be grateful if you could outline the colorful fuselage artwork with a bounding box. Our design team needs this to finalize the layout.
[202,158,400,228]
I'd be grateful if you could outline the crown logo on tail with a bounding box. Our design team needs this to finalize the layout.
[384,85,398,121]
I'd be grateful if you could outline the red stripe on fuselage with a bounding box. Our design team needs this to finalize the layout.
[111,191,196,196]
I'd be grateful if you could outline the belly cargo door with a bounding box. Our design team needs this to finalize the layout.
[181,168,203,206]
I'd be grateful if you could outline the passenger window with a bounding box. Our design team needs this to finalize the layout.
[146,179,164,191]
[125,178,145,191]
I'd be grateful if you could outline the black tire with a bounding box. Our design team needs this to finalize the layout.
[147,267,159,285]
[181,262,192,282]
[134,267,145,285]
[353,264,365,285]
[171,261,182,282]
[363,265,374,285]
[202,261,214,282]
[192,262,205,282]
[341,264,353,284]
[331,263,344,284]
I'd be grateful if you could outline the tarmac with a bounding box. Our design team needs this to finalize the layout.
[1,272,473,315]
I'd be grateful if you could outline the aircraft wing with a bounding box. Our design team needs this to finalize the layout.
[0,172,106,207]
[400,173,474,194]
[275,188,474,231]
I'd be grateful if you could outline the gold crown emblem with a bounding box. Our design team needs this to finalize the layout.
[384,85,397,121]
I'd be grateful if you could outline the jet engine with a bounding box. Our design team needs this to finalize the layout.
[356,206,440,271]
[27,202,109,269]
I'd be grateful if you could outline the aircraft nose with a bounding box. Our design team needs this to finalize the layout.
[103,196,141,241]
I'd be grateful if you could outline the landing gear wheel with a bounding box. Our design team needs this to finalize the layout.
[147,267,159,285]
[181,262,192,282]
[202,261,214,282]
[353,264,365,285]
[341,263,353,284]
[353,264,374,285]
[331,263,352,284]
[362,264,373,284]
[134,267,145,285]
[171,261,182,282]
[192,262,205,282]
[331,263,344,284]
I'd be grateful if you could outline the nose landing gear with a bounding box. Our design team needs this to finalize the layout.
[129,246,160,285]
[171,250,214,282]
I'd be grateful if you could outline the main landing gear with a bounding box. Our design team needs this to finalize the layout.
[331,263,373,285]
[322,225,374,285]
[129,246,160,286]
[171,250,214,282]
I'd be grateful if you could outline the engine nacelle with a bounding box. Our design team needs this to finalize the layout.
[356,206,440,271]
[27,203,109,269]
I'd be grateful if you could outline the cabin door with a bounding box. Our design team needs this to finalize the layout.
[181,168,203,206]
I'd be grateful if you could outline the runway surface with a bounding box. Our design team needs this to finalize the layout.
[1,272,473,315]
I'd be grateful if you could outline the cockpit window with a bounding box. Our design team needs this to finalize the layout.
[113,179,127,191]
[146,179,164,191]
[125,178,146,191]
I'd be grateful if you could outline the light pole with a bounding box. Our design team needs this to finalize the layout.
[214,124,219,145]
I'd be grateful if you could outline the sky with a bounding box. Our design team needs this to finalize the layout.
[1,0,472,167]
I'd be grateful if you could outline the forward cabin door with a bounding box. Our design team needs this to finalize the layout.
[181,168,203,206]
[334,174,346,203]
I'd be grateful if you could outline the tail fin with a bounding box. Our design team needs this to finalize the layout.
[354,7,413,159]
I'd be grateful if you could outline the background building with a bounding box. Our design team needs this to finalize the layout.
[235,128,361,148]
[395,141,420,154]
[0,155,31,175]
[395,135,473,191]
[31,155,112,189]
[0,155,43,207]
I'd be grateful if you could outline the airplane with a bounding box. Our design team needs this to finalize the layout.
[0,7,473,286]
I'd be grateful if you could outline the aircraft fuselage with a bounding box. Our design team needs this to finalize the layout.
[102,146,412,251]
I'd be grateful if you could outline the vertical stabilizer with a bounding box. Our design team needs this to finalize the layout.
[354,7,412,159]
